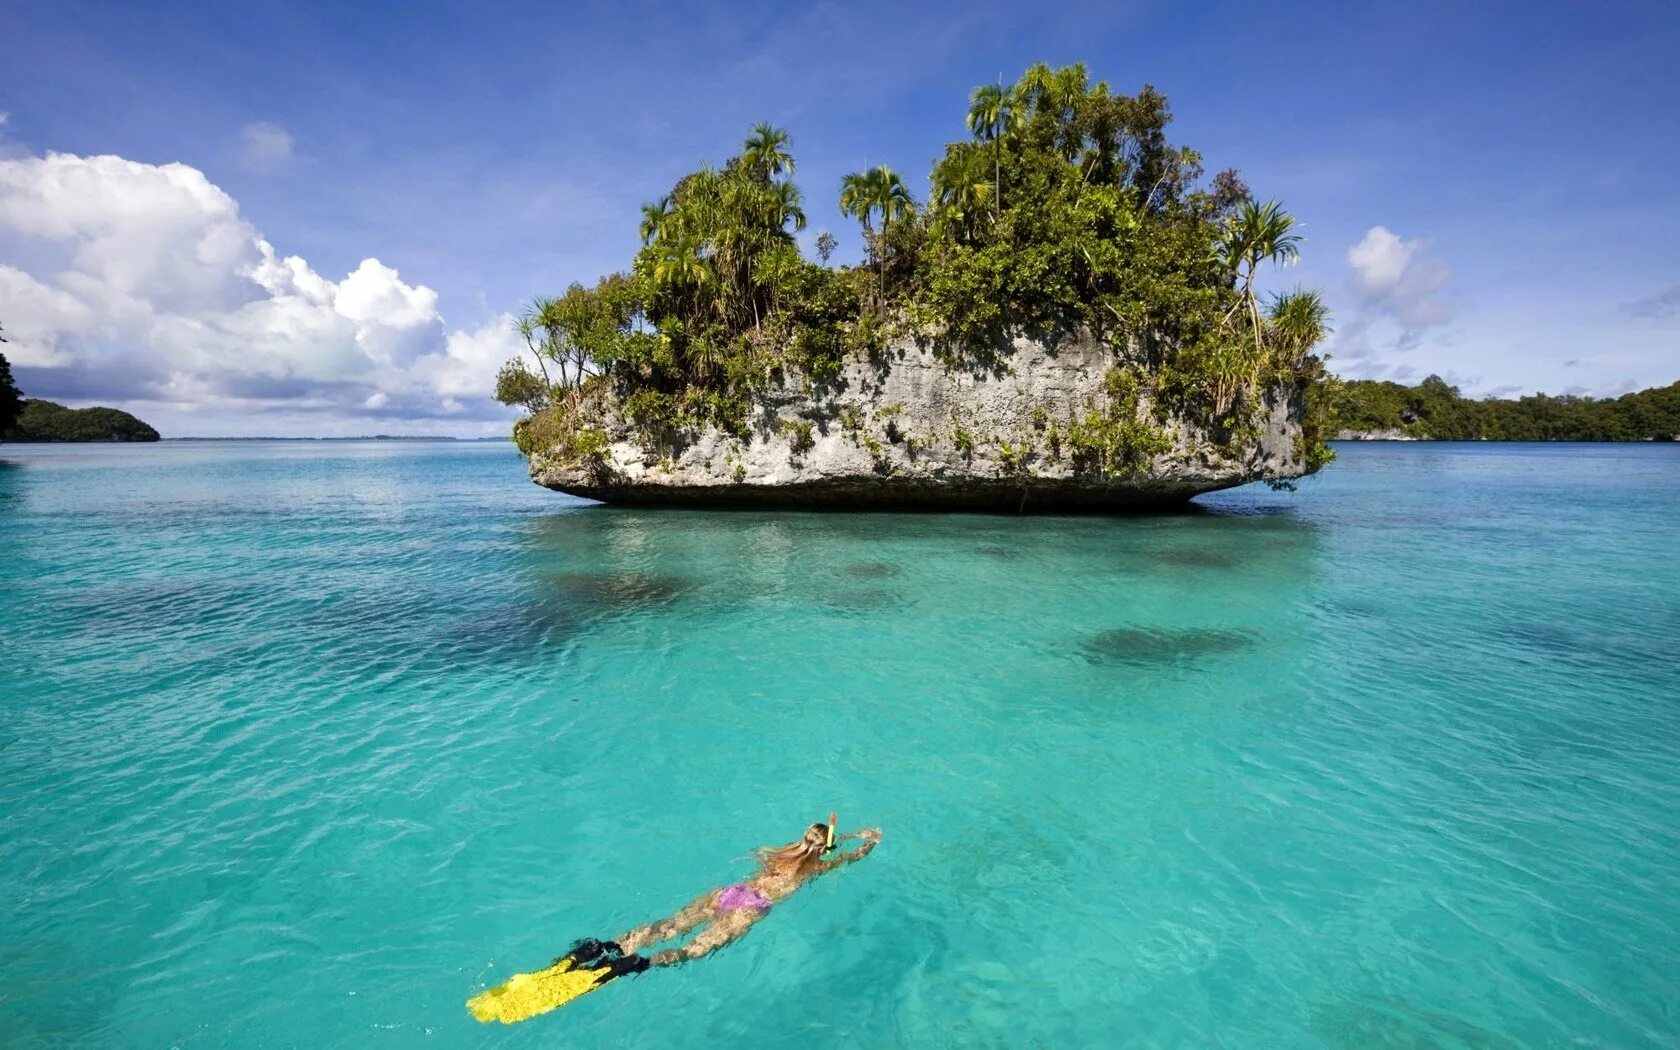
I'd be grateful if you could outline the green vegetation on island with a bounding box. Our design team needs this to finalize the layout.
[7,400,161,442]
[496,63,1335,477]
[1332,376,1680,441]
[0,322,160,443]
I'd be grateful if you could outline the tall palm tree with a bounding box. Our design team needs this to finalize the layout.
[873,167,915,230]
[742,123,795,181]
[1220,199,1302,349]
[840,166,915,302]
[966,83,1013,208]
[839,170,878,235]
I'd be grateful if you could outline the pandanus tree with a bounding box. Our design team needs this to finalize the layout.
[1266,290,1331,371]
[1220,199,1302,350]
[839,165,915,302]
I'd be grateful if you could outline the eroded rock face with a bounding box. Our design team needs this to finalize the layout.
[529,334,1310,512]
[1333,428,1418,441]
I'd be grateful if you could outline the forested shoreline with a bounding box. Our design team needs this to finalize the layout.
[1333,376,1680,441]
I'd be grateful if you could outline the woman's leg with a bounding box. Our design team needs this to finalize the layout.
[616,889,720,954]
[650,908,764,966]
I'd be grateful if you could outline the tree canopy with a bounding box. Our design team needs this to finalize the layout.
[497,63,1333,469]
[5,400,160,442]
[1333,377,1680,441]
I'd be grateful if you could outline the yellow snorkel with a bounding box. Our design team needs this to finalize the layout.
[825,812,837,853]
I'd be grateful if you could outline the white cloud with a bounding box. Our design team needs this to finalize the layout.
[238,122,294,172]
[1331,226,1454,371]
[0,264,98,366]
[415,313,523,398]
[1347,225,1450,330]
[0,149,521,433]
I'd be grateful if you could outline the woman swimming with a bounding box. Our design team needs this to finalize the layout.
[465,817,880,1023]
[585,817,880,974]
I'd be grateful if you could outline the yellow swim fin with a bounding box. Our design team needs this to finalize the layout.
[467,941,649,1025]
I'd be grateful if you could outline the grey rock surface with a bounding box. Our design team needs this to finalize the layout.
[529,334,1309,511]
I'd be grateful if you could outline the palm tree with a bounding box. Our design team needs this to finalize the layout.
[966,83,1013,208]
[873,167,915,230]
[840,166,915,302]
[931,148,993,239]
[1266,290,1331,370]
[839,170,877,235]
[768,179,806,233]
[653,233,712,294]
[638,196,672,245]
[1220,199,1302,349]
[742,123,795,181]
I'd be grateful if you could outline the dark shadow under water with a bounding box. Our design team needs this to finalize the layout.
[1082,626,1256,667]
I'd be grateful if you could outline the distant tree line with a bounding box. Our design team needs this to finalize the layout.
[1333,375,1680,441]
[0,322,159,442]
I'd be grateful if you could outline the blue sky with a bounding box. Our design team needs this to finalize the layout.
[1,0,1676,435]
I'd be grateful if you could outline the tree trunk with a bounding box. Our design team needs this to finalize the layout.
[994,138,1001,210]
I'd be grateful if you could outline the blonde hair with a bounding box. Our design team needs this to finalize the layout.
[755,822,828,876]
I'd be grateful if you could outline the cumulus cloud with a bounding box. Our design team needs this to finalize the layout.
[238,122,294,172]
[1347,225,1450,333]
[0,149,519,434]
[1328,226,1454,373]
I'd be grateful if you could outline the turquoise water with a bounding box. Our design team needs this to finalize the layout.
[2,440,1677,1048]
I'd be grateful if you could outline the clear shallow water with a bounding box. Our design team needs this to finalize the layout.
[2,440,1677,1048]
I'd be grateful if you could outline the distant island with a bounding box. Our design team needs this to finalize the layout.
[6,399,160,442]
[2,330,159,443]
[498,63,1336,510]
[1333,376,1680,441]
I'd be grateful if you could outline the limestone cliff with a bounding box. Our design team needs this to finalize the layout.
[528,334,1315,512]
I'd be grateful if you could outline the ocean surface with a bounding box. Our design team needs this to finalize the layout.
[1,439,1676,1048]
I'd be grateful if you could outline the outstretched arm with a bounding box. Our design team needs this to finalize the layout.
[816,827,881,873]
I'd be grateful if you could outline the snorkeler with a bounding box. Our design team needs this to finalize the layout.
[467,815,881,1024]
